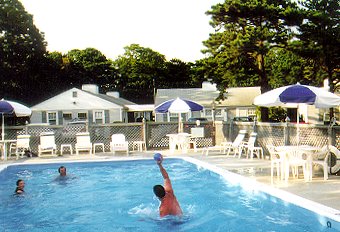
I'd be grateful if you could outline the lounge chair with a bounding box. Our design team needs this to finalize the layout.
[75,132,92,155]
[222,130,247,157]
[238,132,263,159]
[9,135,31,159]
[38,132,57,157]
[110,134,129,155]
[202,130,246,156]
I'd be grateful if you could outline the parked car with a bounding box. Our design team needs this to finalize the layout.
[233,116,254,122]
[187,117,208,122]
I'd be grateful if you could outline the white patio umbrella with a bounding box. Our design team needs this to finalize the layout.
[0,99,32,140]
[253,83,340,144]
[155,97,203,133]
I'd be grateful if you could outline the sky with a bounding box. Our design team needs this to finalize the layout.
[19,0,223,62]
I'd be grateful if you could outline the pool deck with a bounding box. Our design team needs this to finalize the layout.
[1,149,340,215]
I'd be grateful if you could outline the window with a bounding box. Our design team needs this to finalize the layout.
[248,108,256,116]
[169,113,179,122]
[78,112,87,120]
[94,110,104,124]
[205,109,212,117]
[72,91,77,98]
[63,113,72,120]
[47,112,57,125]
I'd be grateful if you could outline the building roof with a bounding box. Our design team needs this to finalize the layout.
[31,87,136,111]
[155,86,261,108]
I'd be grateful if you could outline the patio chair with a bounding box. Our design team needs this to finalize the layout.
[311,145,331,180]
[202,130,246,156]
[9,135,31,159]
[238,132,263,159]
[38,132,57,157]
[223,130,247,157]
[75,132,93,155]
[110,134,129,155]
[285,149,308,182]
[267,145,285,183]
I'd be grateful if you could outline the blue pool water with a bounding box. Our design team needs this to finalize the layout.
[0,158,339,232]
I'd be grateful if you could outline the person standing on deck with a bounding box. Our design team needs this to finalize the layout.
[153,154,183,217]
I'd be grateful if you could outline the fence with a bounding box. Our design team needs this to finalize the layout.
[1,121,339,156]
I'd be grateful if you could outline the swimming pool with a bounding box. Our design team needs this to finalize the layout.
[0,158,339,232]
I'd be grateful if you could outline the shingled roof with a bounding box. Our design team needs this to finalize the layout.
[155,86,261,108]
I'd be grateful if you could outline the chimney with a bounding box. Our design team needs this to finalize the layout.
[202,81,217,91]
[82,84,99,94]
[106,91,120,98]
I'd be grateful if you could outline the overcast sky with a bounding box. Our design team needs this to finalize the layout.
[19,0,223,62]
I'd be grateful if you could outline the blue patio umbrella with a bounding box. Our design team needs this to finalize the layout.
[155,97,203,132]
[254,83,340,144]
[0,99,32,140]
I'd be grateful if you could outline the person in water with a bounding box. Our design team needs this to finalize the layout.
[58,166,67,176]
[153,155,183,217]
[15,179,25,194]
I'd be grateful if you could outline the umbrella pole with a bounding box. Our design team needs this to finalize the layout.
[297,107,300,146]
[178,113,182,133]
[2,114,4,141]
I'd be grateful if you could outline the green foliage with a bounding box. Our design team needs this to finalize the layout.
[294,0,340,92]
[0,0,46,103]
[113,44,167,103]
[203,0,302,121]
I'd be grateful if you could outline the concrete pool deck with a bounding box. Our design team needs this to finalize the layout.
[1,149,340,215]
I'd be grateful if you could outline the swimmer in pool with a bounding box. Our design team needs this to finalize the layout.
[153,155,183,217]
[58,166,67,177]
[15,179,25,194]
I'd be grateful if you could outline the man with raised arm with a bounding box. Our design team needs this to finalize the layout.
[153,154,183,217]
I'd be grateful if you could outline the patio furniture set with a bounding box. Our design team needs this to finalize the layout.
[0,132,141,160]
[202,129,337,183]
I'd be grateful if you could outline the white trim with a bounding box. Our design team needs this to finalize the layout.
[46,111,58,125]
[93,110,105,124]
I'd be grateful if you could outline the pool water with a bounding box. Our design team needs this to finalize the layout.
[0,159,338,232]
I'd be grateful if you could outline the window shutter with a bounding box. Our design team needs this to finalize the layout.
[88,110,93,125]
[42,111,46,123]
[105,110,109,123]
[58,111,63,125]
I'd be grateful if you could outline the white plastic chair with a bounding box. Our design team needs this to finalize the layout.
[285,149,308,182]
[239,132,264,159]
[9,135,31,159]
[110,134,129,155]
[223,130,247,157]
[38,132,56,157]
[75,132,92,155]
[267,145,285,183]
[312,145,331,180]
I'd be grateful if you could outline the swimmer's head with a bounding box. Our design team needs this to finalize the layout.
[153,185,165,199]
[58,166,67,176]
[16,179,24,187]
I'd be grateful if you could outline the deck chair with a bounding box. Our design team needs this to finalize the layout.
[267,145,285,183]
[311,145,331,180]
[9,135,31,159]
[285,149,308,182]
[38,132,57,157]
[202,130,246,156]
[110,134,129,155]
[223,130,247,157]
[238,132,263,159]
[75,132,92,155]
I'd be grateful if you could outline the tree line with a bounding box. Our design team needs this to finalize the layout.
[0,0,339,121]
